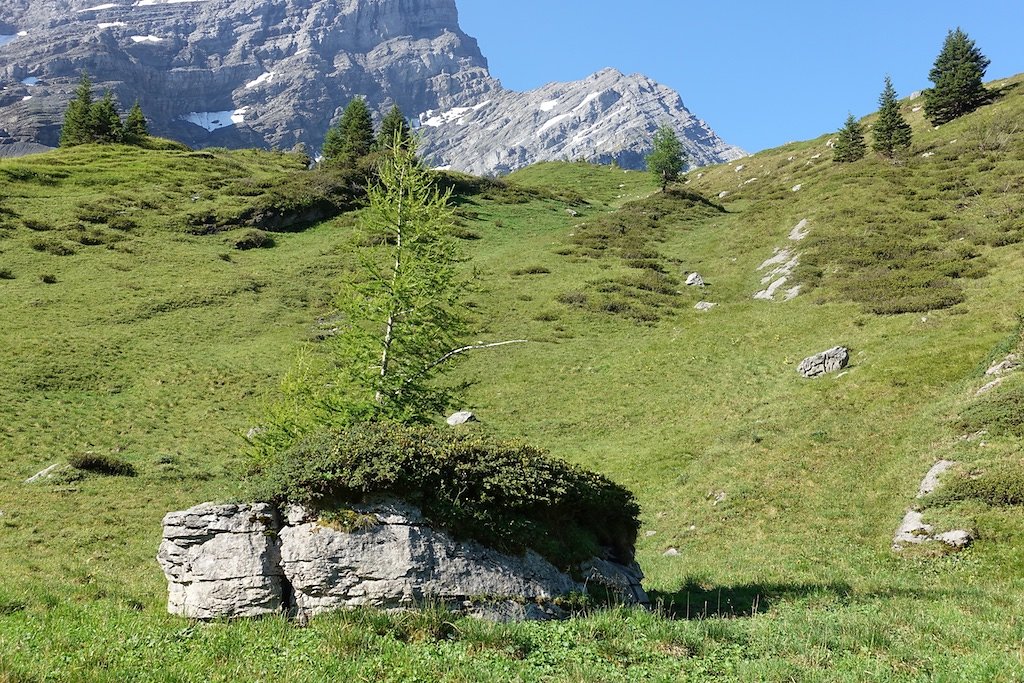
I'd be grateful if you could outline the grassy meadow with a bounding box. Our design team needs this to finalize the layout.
[1,76,1023,681]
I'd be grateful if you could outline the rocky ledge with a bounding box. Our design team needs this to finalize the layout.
[158,500,647,622]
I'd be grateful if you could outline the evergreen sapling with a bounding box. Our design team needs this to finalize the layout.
[872,76,912,159]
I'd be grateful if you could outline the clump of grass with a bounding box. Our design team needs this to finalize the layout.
[512,265,551,276]
[107,216,137,232]
[40,274,57,284]
[233,229,274,250]
[557,291,589,307]
[75,201,118,224]
[30,239,76,256]
[0,268,14,280]
[22,218,54,232]
[68,452,137,477]
[450,226,482,240]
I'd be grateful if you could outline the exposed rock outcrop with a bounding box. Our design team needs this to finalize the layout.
[158,500,647,622]
[797,346,850,378]
[892,461,976,551]
[158,503,285,619]
[0,0,743,174]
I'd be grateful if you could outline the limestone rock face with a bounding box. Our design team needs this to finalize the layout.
[0,1,743,173]
[279,502,583,620]
[157,503,284,619]
[157,500,646,622]
[797,346,850,378]
[418,67,745,175]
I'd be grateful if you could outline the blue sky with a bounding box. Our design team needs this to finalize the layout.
[457,1,1024,153]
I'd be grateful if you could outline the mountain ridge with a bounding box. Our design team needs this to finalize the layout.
[0,0,743,171]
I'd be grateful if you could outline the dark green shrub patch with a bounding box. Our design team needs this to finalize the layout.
[247,423,640,568]
[22,218,54,232]
[0,268,13,280]
[106,216,137,232]
[30,239,76,256]
[233,229,274,250]
[68,452,137,477]
[512,265,551,276]
[928,464,1024,508]
[955,385,1024,437]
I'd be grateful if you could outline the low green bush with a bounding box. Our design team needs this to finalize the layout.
[955,385,1024,437]
[233,229,273,250]
[929,464,1024,507]
[68,452,136,477]
[247,423,640,569]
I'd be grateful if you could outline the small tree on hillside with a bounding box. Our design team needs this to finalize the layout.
[335,133,523,420]
[59,72,95,147]
[872,76,912,159]
[322,97,375,166]
[122,101,149,144]
[924,28,990,126]
[90,90,124,143]
[833,113,866,162]
[646,124,685,192]
[375,104,411,150]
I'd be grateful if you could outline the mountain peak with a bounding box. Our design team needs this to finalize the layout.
[0,0,742,172]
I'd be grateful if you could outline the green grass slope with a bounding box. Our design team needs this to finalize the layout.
[1,76,1024,681]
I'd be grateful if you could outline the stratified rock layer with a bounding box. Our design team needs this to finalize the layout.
[158,500,647,622]
[0,0,744,172]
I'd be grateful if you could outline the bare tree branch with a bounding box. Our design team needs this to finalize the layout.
[415,339,529,380]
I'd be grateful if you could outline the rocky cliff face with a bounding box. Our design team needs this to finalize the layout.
[418,67,745,174]
[0,0,743,171]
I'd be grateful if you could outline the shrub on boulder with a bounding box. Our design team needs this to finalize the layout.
[246,423,640,569]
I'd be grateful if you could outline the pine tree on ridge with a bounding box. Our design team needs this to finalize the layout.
[833,113,866,163]
[924,27,990,126]
[872,76,912,159]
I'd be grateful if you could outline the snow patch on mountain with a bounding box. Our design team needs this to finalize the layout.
[537,113,570,135]
[182,108,247,131]
[78,3,119,12]
[98,22,127,28]
[130,35,163,43]
[245,72,275,89]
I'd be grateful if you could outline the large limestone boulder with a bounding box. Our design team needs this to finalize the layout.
[158,500,647,622]
[797,346,850,378]
[157,503,284,619]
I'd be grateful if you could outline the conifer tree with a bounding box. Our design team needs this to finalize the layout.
[646,124,685,192]
[90,90,124,143]
[122,101,149,144]
[924,28,990,126]
[872,76,912,159]
[375,104,411,150]
[322,97,375,166]
[59,72,95,147]
[833,113,866,163]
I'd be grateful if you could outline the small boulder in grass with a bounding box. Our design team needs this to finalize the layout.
[446,411,477,426]
[798,346,850,378]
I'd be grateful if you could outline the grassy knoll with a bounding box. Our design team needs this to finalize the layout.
[1,76,1024,681]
